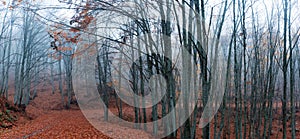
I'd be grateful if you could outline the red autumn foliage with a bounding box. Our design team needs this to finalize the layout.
[47,1,96,60]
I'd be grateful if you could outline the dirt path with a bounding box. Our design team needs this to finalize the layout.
[0,110,112,138]
[1,91,153,139]
[0,109,153,139]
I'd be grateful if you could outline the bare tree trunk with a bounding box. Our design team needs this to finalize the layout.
[180,0,191,138]
[241,0,248,138]
[288,1,295,138]
[282,0,288,138]
[198,0,210,138]
[50,58,55,94]
[63,51,74,109]
[3,9,14,99]
[58,52,64,107]
[0,9,9,97]
[233,0,242,138]
[33,57,39,99]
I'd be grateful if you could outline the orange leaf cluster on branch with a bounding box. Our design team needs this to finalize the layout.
[48,26,82,51]
[48,1,96,49]
[47,1,98,61]
[70,2,95,30]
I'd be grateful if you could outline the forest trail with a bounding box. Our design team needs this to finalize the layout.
[0,90,153,139]
[0,110,113,138]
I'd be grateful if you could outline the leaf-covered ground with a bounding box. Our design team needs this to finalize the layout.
[0,97,23,129]
[0,86,299,138]
[0,89,153,139]
[0,110,113,138]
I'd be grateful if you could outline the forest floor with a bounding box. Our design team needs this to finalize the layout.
[0,88,299,138]
[0,90,153,139]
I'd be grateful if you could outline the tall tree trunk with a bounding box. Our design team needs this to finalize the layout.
[288,1,295,138]
[199,0,210,138]
[58,52,64,107]
[50,58,55,94]
[64,51,74,109]
[241,0,247,138]
[233,0,242,138]
[3,9,14,99]
[282,0,288,138]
